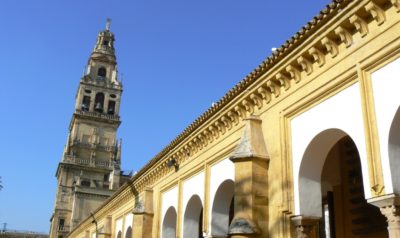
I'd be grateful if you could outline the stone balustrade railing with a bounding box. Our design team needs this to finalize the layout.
[70,140,118,152]
[74,109,120,121]
[63,155,113,169]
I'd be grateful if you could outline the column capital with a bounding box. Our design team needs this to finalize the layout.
[368,193,400,208]
[368,194,400,238]
[291,215,320,238]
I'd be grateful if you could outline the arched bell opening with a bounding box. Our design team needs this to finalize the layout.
[210,179,234,237]
[116,230,121,238]
[183,195,203,238]
[162,206,177,238]
[94,93,105,113]
[97,67,106,80]
[299,129,387,237]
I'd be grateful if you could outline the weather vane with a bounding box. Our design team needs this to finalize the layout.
[106,18,112,31]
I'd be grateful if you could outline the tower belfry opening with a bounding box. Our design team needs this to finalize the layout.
[49,21,129,238]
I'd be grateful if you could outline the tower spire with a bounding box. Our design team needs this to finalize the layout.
[105,18,111,31]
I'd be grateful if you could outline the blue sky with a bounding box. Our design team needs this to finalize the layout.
[0,0,331,233]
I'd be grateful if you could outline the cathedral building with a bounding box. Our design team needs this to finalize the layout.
[66,0,400,237]
[49,21,130,238]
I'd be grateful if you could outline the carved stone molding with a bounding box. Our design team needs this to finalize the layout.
[221,115,232,130]
[228,111,239,126]
[257,86,271,104]
[392,0,400,12]
[365,2,386,25]
[308,47,325,67]
[286,65,301,83]
[297,56,313,75]
[321,37,338,58]
[266,80,280,98]
[234,105,247,119]
[275,72,290,91]
[334,26,353,47]
[250,93,263,109]
[349,14,368,37]
[241,99,254,115]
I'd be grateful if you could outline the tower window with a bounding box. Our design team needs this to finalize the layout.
[103,40,109,46]
[94,93,105,113]
[58,218,65,231]
[97,67,106,80]
[108,101,116,115]
[81,96,90,111]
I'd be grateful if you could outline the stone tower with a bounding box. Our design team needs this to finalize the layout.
[49,20,126,238]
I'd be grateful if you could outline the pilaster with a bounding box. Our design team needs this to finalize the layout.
[132,188,154,238]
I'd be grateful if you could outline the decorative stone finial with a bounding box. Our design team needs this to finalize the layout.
[106,18,112,31]
[230,115,269,161]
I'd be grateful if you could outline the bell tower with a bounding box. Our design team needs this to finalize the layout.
[49,20,127,238]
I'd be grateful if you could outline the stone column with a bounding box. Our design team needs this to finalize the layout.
[369,194,400,238]
[291,216,320,238]
[228,116,269,238]
[132,188,154,238]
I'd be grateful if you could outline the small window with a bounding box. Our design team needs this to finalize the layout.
[103,40,109,46]
[97,67,106,78]
[84,89,92,94]
[110,94,116,99]
[58,219,65,231]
